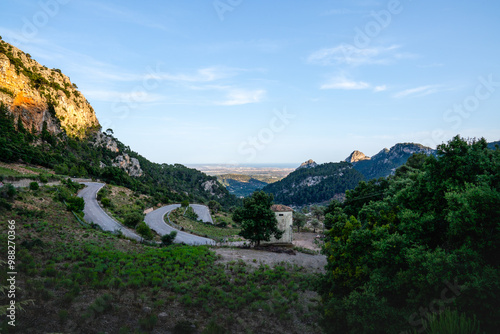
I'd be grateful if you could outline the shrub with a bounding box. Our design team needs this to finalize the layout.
[136,221,154,240]
[181,200,190,207]
[139,314,158,331]
[123,211,144,228]
[29,181,39,191]
[161,231,177,246]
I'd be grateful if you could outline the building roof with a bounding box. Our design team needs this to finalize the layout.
[271,204,293,212]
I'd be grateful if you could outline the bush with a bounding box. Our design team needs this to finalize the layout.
[100,197,111,208]
[181,200,189,208]
[123,211,144,228]
[136,221,154,240]
[161,231,177,246]
[66,196,84,213]
[422,310,482,334]
[139,314,158,331]
[29,181,39,191]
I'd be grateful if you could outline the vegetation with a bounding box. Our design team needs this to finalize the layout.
[262,162,364,206]
[233,191,282,246]
[319,136,499,333]
[168,208,241,242]
[0,182,321,333]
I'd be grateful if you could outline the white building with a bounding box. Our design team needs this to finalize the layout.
[265,204,293,245]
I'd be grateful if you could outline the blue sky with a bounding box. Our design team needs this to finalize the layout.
[1,0,499,165]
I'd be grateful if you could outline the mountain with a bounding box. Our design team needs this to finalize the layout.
[297,159,318,170]
[351,143,435,180]
[488,140,500,150]
[262,162,364,206]
[0,38,99,137]
[0,40,238,208]
[345,150,370,163]
[262,143,435,207]
[217,174,269,197]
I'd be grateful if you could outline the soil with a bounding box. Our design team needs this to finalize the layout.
[293,232,323,251]
[214,247,327,273]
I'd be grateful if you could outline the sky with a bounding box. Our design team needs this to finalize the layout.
[1,0,500,165]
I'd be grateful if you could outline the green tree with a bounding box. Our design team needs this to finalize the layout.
[161,231,177,246]
[123,211,144,228]
[319,136,500,333]
[293,212,307,232]
[233,191,282,246]
[208,200,221,214]
[136,221,154,240]
[181,200,189,208]
[310,218,320,233]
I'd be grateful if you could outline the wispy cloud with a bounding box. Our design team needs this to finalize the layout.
[393,85,442,98]
[216,88,266,106]
[147,67,242,83]
[321,74,385,92]
[308,44,408,66]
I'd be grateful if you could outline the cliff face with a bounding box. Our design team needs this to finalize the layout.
[297,159,318,170]
[0,39,99,137]
[345,150,371,163]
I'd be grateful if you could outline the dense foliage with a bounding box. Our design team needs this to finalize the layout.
[0,103,239,209]
[320,136,500,333]
[233,191,282,246]
[262,162,364,206]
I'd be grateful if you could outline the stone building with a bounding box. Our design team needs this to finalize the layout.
[266,204,293,245]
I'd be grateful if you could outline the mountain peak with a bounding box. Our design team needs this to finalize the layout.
[345,150,371,163]
[297,159,318,170]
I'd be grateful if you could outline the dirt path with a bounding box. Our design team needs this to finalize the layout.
[293,232,323,251]
[214,248,327,273]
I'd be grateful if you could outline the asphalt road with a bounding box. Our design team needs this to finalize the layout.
[77,182,142,241]
[145,205,215,245]
[190,204,214,224]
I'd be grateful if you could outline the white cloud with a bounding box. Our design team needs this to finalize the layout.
[308,44,404,66]
[393,85,441,98]
[321,74,385,92]
[147,67,240,83]
[216,89,266,106]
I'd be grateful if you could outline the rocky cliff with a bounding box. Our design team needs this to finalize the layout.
[297,159,318,170]
[345,150,371,163]
[0,38,100,137]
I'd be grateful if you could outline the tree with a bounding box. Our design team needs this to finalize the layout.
[233,191,282,246]
[311,205,325,221]
[181,200,189,208]
[208,200,221,214]
[310,218,320,233]
[123,211,144,228]
[136,221,153,240]
[161,231,177,246]
[293,212,307,232]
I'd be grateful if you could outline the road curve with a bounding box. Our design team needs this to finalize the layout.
[189,204,214,224]
[77,182,142,241]
[145,205,215,245]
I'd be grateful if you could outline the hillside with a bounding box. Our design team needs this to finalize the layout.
[0,40,238,208]
[350,143,435,180]
[262,162,364,206]
[217,174,269,197]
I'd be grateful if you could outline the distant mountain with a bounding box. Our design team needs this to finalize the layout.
[262,162,364,206]
[297,159,318,170]
[488,141,500,150]
[345,150,370,163]
[351,143,435,180]
[217,174,269,197]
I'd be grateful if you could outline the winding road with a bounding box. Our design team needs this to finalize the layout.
[145,205,215,245]
[78,182,142,241]
[78,182,215,245]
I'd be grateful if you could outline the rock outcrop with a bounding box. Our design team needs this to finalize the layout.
[0,39,99,137]
[297,159,318,170]
[112,154,143,177]
[345,150,371,164]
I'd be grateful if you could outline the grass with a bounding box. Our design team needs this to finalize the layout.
[0,166,30,177]
[0,184,323,333]
[168,208,242,242]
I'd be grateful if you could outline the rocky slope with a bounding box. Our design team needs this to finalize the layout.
[345,150,370,163]
[351,143,434,180]
[0,38,99,137]
[297,159,318,170]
